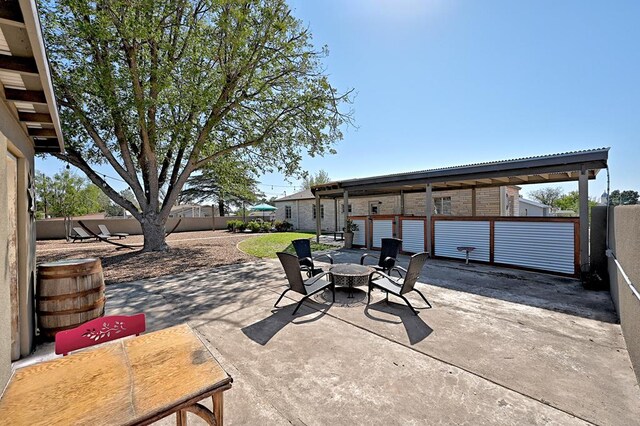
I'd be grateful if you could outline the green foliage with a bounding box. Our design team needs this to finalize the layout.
[556,191,598,214]
[273,220,293,232]
[344,219,359,232]
[40,0,353,250]
[260,222,272,232]
[528,186,563,207]
[303,170,331,189]
[246,221,262,233]
[227,219,247,232]
[35,170,111,218]
[609,189,639,205]
[238,232,333,258]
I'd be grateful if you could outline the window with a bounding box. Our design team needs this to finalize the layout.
[434,197,451,215]
[313,204,325,219]
[369,201,380,215]
[285,205,292,219]
[340,204,352,213]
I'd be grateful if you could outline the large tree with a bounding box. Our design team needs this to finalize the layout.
[302,169,330,189]
[35,170,111,218]
[41,0,352,250]
[609,189,639,205]
[528,186,563,207]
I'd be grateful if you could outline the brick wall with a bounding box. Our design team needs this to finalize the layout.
[276,186,520,230]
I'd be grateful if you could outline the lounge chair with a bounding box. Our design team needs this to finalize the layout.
[98,224,129,239]
[360,238,402,275]
[275,252,335,315]
[71,227,94,242]
[367,252,431,315]
[292,238,333,277]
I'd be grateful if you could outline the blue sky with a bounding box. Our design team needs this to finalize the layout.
[37,0,640,201]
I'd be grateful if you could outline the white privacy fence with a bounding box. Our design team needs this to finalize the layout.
[349,215,579,276]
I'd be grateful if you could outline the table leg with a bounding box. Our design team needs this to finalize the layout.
[213,392,224,426]
[176,410,187,426]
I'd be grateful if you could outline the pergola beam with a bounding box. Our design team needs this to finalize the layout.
[18,112,52,123]
[4,88,47,104]
[0,55,38,75]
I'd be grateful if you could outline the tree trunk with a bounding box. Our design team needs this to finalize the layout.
[141,217,168,251]
[218,198,225,217]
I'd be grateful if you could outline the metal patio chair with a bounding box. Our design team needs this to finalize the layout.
[360,238,402,276]
[292,238,333,277]
[367,252,431,315]
[275,252,335,315]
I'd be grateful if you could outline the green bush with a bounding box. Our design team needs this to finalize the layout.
[260,222,272,233]
[226,219,244,232]
[273,220,293,232]
[247,221,261,233]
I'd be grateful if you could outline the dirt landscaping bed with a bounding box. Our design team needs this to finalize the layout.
[36,230,256,284]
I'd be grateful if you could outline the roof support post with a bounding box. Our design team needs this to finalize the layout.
[333,198,338,232]
[426,184,433,255]
[579,168,589,272]
[343,190,349,232]
[315,195,321,243]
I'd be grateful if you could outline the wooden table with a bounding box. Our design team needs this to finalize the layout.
[0,324,232,425]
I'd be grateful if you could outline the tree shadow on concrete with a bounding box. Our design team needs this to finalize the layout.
[241,299,333,346]
[364,299,433,345]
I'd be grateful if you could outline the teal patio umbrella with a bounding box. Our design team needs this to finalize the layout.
[250,203,277,221]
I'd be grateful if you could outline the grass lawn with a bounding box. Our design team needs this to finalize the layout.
[238,232,335,258]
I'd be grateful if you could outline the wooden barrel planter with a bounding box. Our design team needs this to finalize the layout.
[36,258,105,340]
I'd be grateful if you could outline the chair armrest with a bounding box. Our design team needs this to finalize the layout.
[391,265,407,277]
[360,253,379,265]
[370,270,402,286]
[298,257,314,268]
[314,253,334,264]
[305,271,331,286]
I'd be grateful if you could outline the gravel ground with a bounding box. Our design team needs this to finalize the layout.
[36,230,257,285]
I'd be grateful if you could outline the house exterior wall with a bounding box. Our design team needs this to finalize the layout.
[275,186,520,232]
[519,200,547,217]
[606,205,640,384]
[1,100,37,392]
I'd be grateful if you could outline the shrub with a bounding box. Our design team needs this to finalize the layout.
[227,219,245,232]
[247,221,261,233]
[274,220,293,232]
[261,222,272,233]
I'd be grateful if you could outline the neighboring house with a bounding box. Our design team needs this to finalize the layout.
[518,198,551,216]
[169,204,219,218]
[274,186,521,232]
[0,0,65,390]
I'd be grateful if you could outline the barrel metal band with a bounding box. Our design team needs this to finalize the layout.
[36,286,104,301]
[37,297,106,316]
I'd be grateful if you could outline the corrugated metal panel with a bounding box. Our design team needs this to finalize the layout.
[434,221,490,261]
[401,220,425,253]
[494,222,575,274]
[372,220,393,248]
[353,219,366,246]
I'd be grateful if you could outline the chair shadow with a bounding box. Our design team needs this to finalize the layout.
[364,299,433,345]
[241,297,332,346]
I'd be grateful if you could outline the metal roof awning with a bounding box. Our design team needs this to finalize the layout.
[312,148,609,198]
[0,0,64,153]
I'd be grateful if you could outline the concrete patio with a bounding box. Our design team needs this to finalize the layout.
[62,251,640,424]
